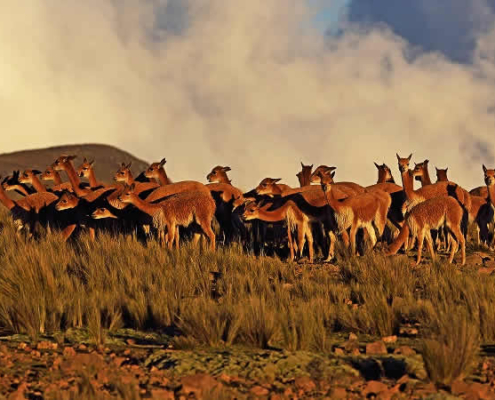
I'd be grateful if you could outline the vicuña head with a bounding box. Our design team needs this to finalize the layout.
[396,153,412,173]
[118,184,138,203]
[55,192,79,211]
[412,159,429,182]
[77,158,95,178]
[255,178,282,195]
[483,165,495,186]
[242,201,271,220]
[207,166,231,183]
[53,155,77,171]
[19,169,42,185]
[92,208,118,219]
[144,158,166,179]
[41,166,57,182]
[1,171,20,191]
[317,167,336,192]
[296,162,313,186]
[374,162,394,183]
[114,162,132,182]
[435,167,449,182]
[309,165,336,184]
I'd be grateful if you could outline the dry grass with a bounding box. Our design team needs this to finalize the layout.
[0,208,493,386]
[422,306,480,387]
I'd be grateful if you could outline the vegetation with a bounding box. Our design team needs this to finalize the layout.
[0,207,491,390]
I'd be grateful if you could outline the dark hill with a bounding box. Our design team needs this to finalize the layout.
[0,144,149,183]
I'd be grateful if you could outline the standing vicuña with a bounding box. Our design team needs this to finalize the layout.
[119,184,216,250]
[318,168,391,255]
[405,196,466,266]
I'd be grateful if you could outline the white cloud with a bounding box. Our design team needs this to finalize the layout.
[0,0,494,190]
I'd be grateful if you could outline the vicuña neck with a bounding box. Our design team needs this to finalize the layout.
[488,183,495,207]
[321,185,342,212]
[401,170,417,200]
[217,173,232,185]
[420,170,432,186]
[255,203,291,222]
[128,196,161,215]
[0,187,16,210]
[52,170,63,185]
[125,172,135,186]
[158,169,172,185]
[63,163,87,197]
[378,171,395,184]
[88,169,104,188]
[31,176,47,192]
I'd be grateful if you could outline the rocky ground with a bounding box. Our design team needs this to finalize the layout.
[0,326,494,399]
[2,245,495,400]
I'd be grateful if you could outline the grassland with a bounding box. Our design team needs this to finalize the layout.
[0,207,494,399]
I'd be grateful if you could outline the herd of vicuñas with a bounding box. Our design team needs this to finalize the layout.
[1,153,494,266]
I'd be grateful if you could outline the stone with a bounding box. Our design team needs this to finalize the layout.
[343,339,360,353]
[363,380,388,396]
[113,357,127,367]
[180,374,220,396]
[294,376,316,392]
[399,326,419,336]
[366,341,387,355]
[330,387,347,399]
[251,386,270,396]
[393,346,416,356]
[382,335,397,344]
[151,389,175,399]
[334,347,345,356]
[478,267,495,275]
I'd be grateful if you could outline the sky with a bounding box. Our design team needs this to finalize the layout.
[1,0,495,190]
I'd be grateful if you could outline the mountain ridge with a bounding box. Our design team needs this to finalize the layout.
[0,143,150,183]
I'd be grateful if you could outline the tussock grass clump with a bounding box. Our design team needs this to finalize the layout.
[176,298,241,347]
[0,207,494,359]
[238,297,279,349]
[422,307,480,387]
[280,298,335,352]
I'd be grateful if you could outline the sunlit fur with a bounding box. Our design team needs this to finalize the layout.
[119,184,216,250]
[76,158,105,189]
[19,169,47,193]
[309,165,365,194]
[206,166,232,184]
[405,196,465,265]
[412,159,432,187]
[92,208,118,220]
[435,167,449,182]
[243,200,314,263]
[320,170,391,255]
[296,162,313,187]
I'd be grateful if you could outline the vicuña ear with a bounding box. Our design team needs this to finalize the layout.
[374,162,380,169]
[407,153,413,161]
[159,158,166,167]
[126,162,132,169]
[89,160,95,166]
[67,155,77,161]
[272,178,281,183]
[129,183,136,191]
[223,166,231,172]
[32,170,42,175]
[483,164,488,173]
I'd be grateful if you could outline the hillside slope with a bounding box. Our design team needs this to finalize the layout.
[0,144,149,183]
